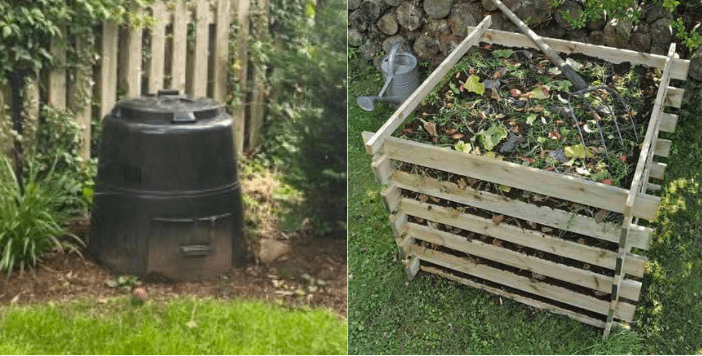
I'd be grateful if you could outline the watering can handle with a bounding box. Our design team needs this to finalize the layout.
[387,41,404,77]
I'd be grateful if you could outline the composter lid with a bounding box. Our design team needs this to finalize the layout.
[112,89,223,124]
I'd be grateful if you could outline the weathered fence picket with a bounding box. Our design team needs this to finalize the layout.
[1,0,266,163]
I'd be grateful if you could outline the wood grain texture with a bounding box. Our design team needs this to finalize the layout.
[126,8,144,98]
[472,27,690,80]
[100,21,119,119]
[400,198,647,277]
[148,1,167,93]
[423,265,607,328]
[412,246,636,321]
[172,1,189,93]
[379,135,660,220]
[213,0,232,102]
[191,0,210,97]
[49,28,67,109]
[391,170,652,250]
[659,113,678,133]
[407,223,642,300]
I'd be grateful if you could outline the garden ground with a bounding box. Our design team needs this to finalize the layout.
[348,51,702,354]
[0,166,348,354]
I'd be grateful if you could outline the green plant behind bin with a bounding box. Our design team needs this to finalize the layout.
[0,156,83,275]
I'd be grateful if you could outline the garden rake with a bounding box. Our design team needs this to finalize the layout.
[490,0,637,157]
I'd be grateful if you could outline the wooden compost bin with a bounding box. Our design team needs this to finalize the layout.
[362,16,691,337]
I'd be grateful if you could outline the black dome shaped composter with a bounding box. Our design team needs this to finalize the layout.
[89,89,245,280]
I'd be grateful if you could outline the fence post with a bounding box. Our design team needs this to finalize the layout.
[247,0,269,150]
[70,37,93,162]
[213,0,231,104]
[234,0,251,154]
[100,21,119,120]
[49,27,67,109]
[149,1,167,94]
[190,0,210,97]
[125,9,144,98]
[172,1,188,94]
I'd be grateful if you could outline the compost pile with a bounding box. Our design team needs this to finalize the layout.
[396,45,662,189]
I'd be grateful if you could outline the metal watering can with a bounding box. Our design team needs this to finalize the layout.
[357,41,420,111]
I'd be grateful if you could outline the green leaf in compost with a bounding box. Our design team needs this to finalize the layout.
[454,140,472,153]
[464,74,485,95]
[526,114,537,126]
[492,49,513,58]
[449,81,460,94]
[477,124,508,151]
[564,144,594,159]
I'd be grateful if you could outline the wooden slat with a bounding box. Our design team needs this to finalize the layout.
[664,87,683,108]
[412,246,636,321]
[172,1,189,93]
[401,198,646,277]
[24,78,40,137]
[604,43,677,339]
[247,0,270,149]
[403,255,421,280]
[371,154,392,185]
[649,162,666,180]
[391,170,653,250]
[126,9,143,98]
[647,183,661,192]
[423,265,607,328]
[396,234,413,259]
[389,210,408,237]
[380,183,401,212]
[659,113,678,133]
[233,0,251,154]
[148,1,167,94]
[100,21,119,119]
[71,37,93,161]
[378,135,660,221]
[49,29,66,109]
[190,0,210,97]
[364,16,492,155]
[472,27,690,80]
[408,223,641,300]
[213,0,232,102]
[654,139,672,157]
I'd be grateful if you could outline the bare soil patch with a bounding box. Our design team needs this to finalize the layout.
[0,225,347,317]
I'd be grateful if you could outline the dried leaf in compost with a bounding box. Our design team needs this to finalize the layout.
[492,215,505,226]
[564,144,594,159]
[452,133,465,139]
[419,194,429,203]
[421,119,438,142]
[444,128,457,135]
[457,177,468,189]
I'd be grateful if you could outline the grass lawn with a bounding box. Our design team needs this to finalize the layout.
[347,53,702,354]
[0,297,347,354]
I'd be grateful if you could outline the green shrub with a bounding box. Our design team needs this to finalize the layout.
[0,156,83,275]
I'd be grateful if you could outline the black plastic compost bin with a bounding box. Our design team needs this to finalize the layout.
[89,89,245,280]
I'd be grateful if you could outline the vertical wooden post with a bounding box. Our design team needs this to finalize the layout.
[213,0,231,103]
[126,9,144,98]
[233,0,251,154]
[24,78,40,151]
[172,1,189,94]
[100,21,119,119]
[149,1,167,94]
[247,0,269,150]
[70,38,93,161]
[49,27,67,109]
[190,0,210,97]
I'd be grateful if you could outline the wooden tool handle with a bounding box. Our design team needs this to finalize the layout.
[490,0,588,91]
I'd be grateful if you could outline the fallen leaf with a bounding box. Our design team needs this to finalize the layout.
[492,215,505,226]
[492,239,503,247]
[419,194,429,203]
[452,133,465,139]
[476,124,508,151]
[619,154,627,163]
[527,221,537,229]
[526,114,537,126]
[518,156,536,164]
[466,177,478,185]
[577,238,586,245]
[491,87,501,101]
[575,166,590,176]
[582,263,591,270]
[429,196,441,203]
[421,119,438,142]
[484,44,492,50]
[401,127,414,133]
[527,105,544,112]
[464,74,485,95]
[454,140,472,153]
[599,179,614,185]
[548,131,561,140]
[457,178,468,189]
[444,128,457,135]
[527,86,549,100]
[564,144,594,159]
[510,89,522,97]
[541,226,553,233]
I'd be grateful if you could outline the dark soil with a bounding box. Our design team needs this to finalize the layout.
[0,218,347,318]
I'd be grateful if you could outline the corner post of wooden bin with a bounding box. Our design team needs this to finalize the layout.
[603,43,677,340]
[363,15,492,155]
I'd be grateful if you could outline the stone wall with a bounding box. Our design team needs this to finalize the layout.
[349,0,675,67]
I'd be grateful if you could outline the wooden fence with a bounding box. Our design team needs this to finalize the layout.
[0,0,268,160]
